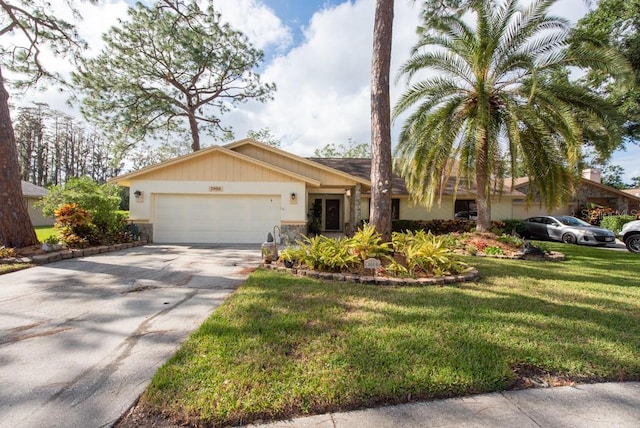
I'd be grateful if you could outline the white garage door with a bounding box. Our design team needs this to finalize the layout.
[153,194,281,244]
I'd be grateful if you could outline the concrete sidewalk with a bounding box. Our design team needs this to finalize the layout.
[248,382,640,427]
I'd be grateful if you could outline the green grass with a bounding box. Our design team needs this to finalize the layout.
[0,263,31,274]
[34,226,57,242]
[140,243,640,426]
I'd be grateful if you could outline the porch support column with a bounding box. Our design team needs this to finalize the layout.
[349,183,362,235]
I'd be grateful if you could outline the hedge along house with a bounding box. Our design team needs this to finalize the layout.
[109,139,370,244]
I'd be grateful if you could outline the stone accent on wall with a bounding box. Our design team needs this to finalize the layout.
[515,180,640,216]
[577,182,629,213]
[132,222,153,243]
[280,224,306,244]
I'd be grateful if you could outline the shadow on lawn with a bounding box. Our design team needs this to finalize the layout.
[145,264,640,426]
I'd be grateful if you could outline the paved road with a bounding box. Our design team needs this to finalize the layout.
[0,245,261,428]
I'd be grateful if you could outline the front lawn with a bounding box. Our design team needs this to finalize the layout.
[34,225,57,242]
[137,243,640,426]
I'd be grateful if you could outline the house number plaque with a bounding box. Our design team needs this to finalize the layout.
[209,186,224,192]
[364,258,381,269]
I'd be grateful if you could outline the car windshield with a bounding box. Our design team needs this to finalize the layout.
[556,216,591,227]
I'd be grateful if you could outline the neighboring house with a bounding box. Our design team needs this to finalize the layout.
[21,181,54,227]
[513,169,640,219]
[109,139,640,244]
[623,187,640,199]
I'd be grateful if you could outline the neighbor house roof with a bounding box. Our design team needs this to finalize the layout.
[512,177,640,204]
[623,187,640,198]
[21,181,48,198]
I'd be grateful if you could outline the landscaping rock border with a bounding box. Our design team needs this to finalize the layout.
[262,263,480,286]
[0,240,148,266]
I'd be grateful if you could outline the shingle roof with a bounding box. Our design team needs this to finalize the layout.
[309,158,525,197]
[21,181,49,198]
[309,158,408,194]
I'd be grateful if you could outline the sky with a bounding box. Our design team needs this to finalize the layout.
[7,0,640,182]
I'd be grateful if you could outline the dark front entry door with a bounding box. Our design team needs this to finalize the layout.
[325,199,340,230]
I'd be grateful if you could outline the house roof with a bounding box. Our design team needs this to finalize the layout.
[21,181,48,198]
[109,143,322,187]
[311,158,525,197]
[226,139,371,187]
[309,158,407,194]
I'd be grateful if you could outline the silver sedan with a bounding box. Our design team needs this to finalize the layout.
[524,215,616,245]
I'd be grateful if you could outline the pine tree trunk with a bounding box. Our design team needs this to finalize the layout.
[188,112,201,152]
[0,66,38,248]
[370,0,394,242]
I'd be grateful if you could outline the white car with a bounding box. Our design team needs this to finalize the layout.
[619,220,640,253]
[524,215,616,245]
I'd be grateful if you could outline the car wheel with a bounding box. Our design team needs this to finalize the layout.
[625,233,640,253]
[562,233,577,244]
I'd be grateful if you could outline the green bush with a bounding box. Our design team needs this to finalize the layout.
[297,235,359,272]
[484,246,504,256]
[391,230,469,277]
[349,223,392,261]
[392,219,476,234]
[496,234,524,248]
[491,219,527,236]
[599,215,636,234]
[39,177,130,245]
[392,219,514,235]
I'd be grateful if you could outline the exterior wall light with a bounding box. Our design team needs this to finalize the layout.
[134,190,142,197]
[291,192,296,201]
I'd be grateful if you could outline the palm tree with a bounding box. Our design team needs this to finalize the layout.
[393,0,627,232]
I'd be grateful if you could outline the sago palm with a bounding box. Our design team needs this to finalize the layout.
[393,0,627,232]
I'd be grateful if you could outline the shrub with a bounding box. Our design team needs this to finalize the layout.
[484,246,504,256]
[0,246,16,257]
[40,177,130,245]
[496,234,524,248]
[495,219,528,236]
[297,235,359,272]
[349,223,392,261]
[392,219,476,234]
[42,235,61,245]
[391,230,469,277]
[54,203,93,248]
[583,206,615,225]
[278,245,305,268]
[599,215,636,234]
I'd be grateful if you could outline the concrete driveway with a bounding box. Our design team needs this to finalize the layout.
[0,244,261,428]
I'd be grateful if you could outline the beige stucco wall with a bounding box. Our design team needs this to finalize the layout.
[512,203,572,219]
[358,196,517,221]
[25,197,54,227]
[128,180,307,224]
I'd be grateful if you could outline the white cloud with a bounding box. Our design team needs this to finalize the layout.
[9,0,636,181]
[223,0,421,156]
[215,0,293,52]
